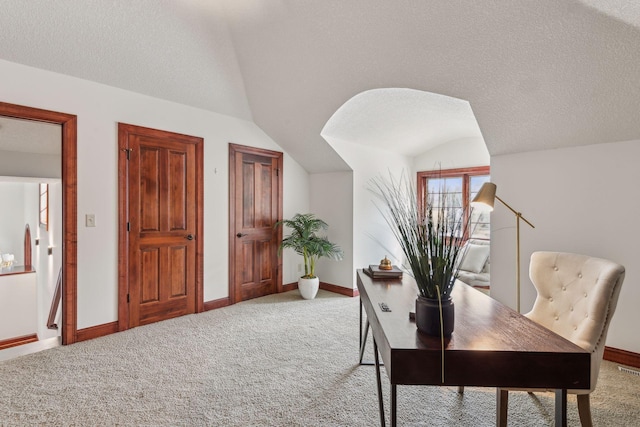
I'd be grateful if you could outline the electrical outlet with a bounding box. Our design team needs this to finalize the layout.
[86,214,96,227]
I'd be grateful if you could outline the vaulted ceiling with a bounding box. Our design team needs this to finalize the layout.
[2,1,639,173]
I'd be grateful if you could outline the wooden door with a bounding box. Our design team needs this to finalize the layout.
[119,124,203,329]
[229,144,283,303]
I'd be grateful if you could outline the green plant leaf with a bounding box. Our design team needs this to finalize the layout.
[275,213,343,278]
[368,171,473,299]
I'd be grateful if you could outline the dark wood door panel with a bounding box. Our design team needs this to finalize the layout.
[239,241,255,285]
[257,238,275,282]
[169,245,188,297]
[140,247,160,304]
[168,150,188,231]
[241,160,256,228]
[258,162,273,227]
[139,144,161,232]
[236,238,276,301]
[240,281,274,301]
[138,299,191,326]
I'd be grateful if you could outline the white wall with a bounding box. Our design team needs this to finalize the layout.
[491,140,640,353]
[328,138,413,288]
[0,272,37,340]
[16,180,62,341]
[281,160,310,284]
[413,137,490,171]
[0,180,61,341]
[0,59,309,329]
[0,183,26,262]
[310,172,353,288]
[33,181,63,340]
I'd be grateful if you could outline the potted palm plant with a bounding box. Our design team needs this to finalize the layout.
[275,213,344,299]
[368,173,472,336]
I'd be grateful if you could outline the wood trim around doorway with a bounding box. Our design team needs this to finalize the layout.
[0,101,78,345]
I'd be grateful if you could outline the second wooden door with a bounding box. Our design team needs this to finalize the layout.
[229,144,283,303]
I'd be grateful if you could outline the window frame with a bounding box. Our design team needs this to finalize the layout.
[416,166,490,241]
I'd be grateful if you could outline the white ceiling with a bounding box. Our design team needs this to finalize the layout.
[1,1,639,173]
[321,88,484,157]
[0,0,251,120]
[0,117,61,155]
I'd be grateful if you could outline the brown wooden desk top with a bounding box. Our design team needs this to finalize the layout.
[357,269,590,389]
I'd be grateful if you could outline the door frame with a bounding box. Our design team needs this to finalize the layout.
[117,123,204,331]
[228,143,283,304]
[0,101,78,345]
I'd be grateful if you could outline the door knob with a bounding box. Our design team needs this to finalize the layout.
[236,232,247,238]
[186,234,194,240]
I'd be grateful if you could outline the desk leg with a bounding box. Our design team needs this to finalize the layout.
[496,389,508,427]
[359,300,368,364]
[359,299,382,366]
[390,384,397,427]
[359,300,364,349]
[359,319,370,364]
[555,389,567,427]
[373,340,386,427]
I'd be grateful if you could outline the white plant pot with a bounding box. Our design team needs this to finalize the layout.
[298,276,320,300]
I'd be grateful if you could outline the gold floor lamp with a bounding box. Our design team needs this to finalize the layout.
[471,182,534,313]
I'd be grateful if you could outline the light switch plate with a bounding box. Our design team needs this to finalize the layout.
[86,214,96,227]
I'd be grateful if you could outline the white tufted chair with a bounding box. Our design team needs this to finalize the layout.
[498,251,625,427]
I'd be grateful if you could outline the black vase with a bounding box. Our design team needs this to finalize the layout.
[415,296,455,337]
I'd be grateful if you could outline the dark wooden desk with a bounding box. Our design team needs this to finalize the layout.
[357,269,590,427]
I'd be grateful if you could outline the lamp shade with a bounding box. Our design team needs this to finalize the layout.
[471,182,497,211]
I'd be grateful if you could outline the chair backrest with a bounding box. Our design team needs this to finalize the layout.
[526,251,625,393]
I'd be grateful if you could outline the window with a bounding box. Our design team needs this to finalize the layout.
[417,167,490,240]
[39,183,48,231]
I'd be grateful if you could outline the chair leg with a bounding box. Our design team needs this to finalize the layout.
[458,386,464,394]
[577,394,593,427]
[496,389,508,427]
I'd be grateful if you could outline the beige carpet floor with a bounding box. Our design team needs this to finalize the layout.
[0,290,638,426]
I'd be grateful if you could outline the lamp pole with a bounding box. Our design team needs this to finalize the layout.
[495,196,534,313]
[471,182,535,313]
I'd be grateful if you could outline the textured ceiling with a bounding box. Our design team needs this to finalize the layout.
[0,117,61,155]
[0,0,251,120]
[225,0,640,171]
[1,1,640,173]
[321,88,484,157]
